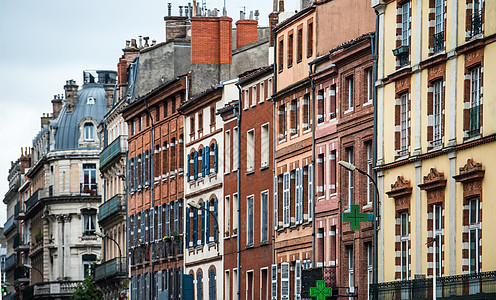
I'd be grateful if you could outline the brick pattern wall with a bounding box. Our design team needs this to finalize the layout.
[463,48,484,140]
[191,17,232,65]
[426,63,446,150]
[236,20,258,48]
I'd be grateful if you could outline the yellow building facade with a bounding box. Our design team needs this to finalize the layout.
[373,0,496,297]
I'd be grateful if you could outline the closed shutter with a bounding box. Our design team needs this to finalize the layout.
[295,168,301,225]
[205,146,210,175]
[201,202,206,245]
[283,172,290,227]
[271,264,278,300]
[185,207,190,248]
[139,274,144,299]
[295,260,301,300]
[281,262,290,299]
[201,148,205,177]
[174,200,179,232]
[298,168,304,224]
[165,203,171,237]
[128,158,133,192]
[158,205,162,242]
[206,202,210,242]
[150,207,155,242]
[146,150,150,186]
[214,197,218,242]
[197,272,203,300]
[146,273,150,299]
[131,276,136,300]
[140,211,145,245]
[308,164,314,221]
[274,176,278,230]
[194,151,199,180]
[214,142,218,173]
[209,269,216,300]
[193,208,198,247]
[134,157,138,191]
[129,215,133,249]
[134,214,138,246]
[187,154,191,182]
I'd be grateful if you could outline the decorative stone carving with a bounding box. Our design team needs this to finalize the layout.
[419,168,446,205]
[386,176,413,212]
[454,159,484,199]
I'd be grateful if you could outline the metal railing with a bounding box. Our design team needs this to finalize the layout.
[472,10,483,36]
[98,194,125,224]
[100,135,128,170]
[94,257,127,281]
[26,281,81,296]
[433,31,444,53]
[25,188,47,212]
[3,215,17,234]
[5,253,17,271]
[370,271,496,299]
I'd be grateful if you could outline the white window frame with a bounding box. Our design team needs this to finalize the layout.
[433,80,443,147]
[468,198,480,273]
[367,68,373,103]
[281,262,290,300]
[261,123,270,168]
[435,0,444,35]
[225,195,231,235]
[247,195,254,246]
[366,142,373,206]
[433,204,443,277]
[283,172,291,228]
[347,76,354,110]
[84,123,94,140]
[261,190,269,243]
[225,130,231,174]
[400,93,409,154]
[400,212,409,280]
[233,127,239,171]
[247,129,255,172]
[347,147,354,209]
[402,2,410,46]
[348,247,354,295]
[271,264,278,300]
[295,260,301,300]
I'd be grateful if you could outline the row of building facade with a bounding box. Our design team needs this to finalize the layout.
[3,0,496,299]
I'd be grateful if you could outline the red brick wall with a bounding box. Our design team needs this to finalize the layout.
[236,20,258,48]
[191,16,232,64]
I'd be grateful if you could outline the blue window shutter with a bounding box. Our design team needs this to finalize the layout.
[206,202,210,242]
[205,146,210,175]
[134,157,138,190]
[187,154,190,182]
[202,149,206,177]
[214,197,218,242]
[214,142,218,173]
[194,151,198,180]
[201,202,206,245]
[134,214,138,246]
[128,158,132,193]
[185,207,190,249]
[158,205,162,241]
[209,269,216,300]
[197,272,203,300]
[193,208,198,247]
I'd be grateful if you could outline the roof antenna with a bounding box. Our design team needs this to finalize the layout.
[223,0,227,16]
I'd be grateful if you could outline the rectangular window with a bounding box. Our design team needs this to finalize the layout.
[225,196,230,235]
[233,127,239,170]
[347,76,354,110]
[247,271,254,300]
[261,191,269,243]
[346,147,354,208]
[400,93,409,155]
[244,89,250,109]
[367,68,373,103]
[400,212,409,280]
[260,82,265,102]
[233,193,238,233]
[278,38,284,72]
[317,153,324,198]
[268,79,273,98]
[247,129,255,172]
[348,246,354,293]
[469,198,480,273]
[283,172,291,227]
[190,116,195,138]
[434,0,445,52]
[281,262,290,299]
[247,196,254,246]
[317,90,324,123]
[469,67,481,137]
[210,106,216,127]
[330,84,336,119]
[307,21,313,57]
[402,2,410,46]
[302,93,310,130]
[297,27,303,62]
[330,150,336,195]
[225,130,231,173]
[433,80,443,147]
[252,86,258,106]
[288,32,294,67]
[433,204,443,277]
[271,265,278,300]
[278,104,286,141]
[367,243,373,300]
[138,116,142,131]
[366,142,373,205]
[261,124,269,168]
[82,209,96,235]
[82,164,97,195]
[225,270,231,300]
[290,99,298,136]
[198,112,203,133]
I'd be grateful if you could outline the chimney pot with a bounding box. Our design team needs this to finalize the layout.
[144,36,150,47]
[168,3,172,16]
[179,6,183,16]
[139,35,143,48]
[152,39,157,46]
[131,39,137,48]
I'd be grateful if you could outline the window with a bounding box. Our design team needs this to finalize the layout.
[471,0,483,36]
[346,76,354,110]
[82,209,96,235]
[348,246,354,294]
[84,123,94,140]
[297,27,303,62]
[244,89,250,109]
[209,269,216,300]
[278,104,286,142]
[170,138,177,176]
[307,21,313,57]
[209,141,217,174]
[282,172,291,227]
[268,79,273,98]
[295,168,304,224]
[302,93,310,130]
[366,243,373,300]
[198,112,203,133]
[172,97,176,113]
[366,68,373,103]
[82,254,96,278]
[400,93,409,156]
[317,90,324,123]
[190,116,195,138]
[233,193,238,233]
[366,142,373,205]
[278,38,284,72]
[330,150,337,195]
[346,147,354,208]
[247,130,255,172]
[233,128,239,170]
[260,82,265,102]
[225,196,230,235]
[138,116,142,131]
[433,204,443,277]
[433,0,444,53]
[197,272,203,300]
[225,270,231,300]
[82,164,97,195]
[469,198,480,273]
[330,84,337,119]
[400,212,409,279]
[288,31,294,67]
[433,80,443,147]
[131,120,135,135]
[281,262,290,300]
[317,153,325,198]
[402,2,410,46]
[210,106,216,127]
[247,195,254,246]
[469,66,481,137]
[252,85,258,106]
[261,124,269,168]
[225,130,231,173]
[295,260,302,300]
[290,99,298,136]
[261,191,269,242]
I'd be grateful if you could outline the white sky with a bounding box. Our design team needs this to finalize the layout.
[0,0,297,224]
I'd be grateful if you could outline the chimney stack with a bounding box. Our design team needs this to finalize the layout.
[64,80,79,113]
[279,0,285,11]
[104,83,114,110]
[235,18,258,48]
[191,16,232,64]
[52,94,63,119]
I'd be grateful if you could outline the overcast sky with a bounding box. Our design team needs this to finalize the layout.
[0,0,297,224]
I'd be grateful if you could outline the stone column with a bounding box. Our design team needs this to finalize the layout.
[64,215,72,279]
[57,215,64,280]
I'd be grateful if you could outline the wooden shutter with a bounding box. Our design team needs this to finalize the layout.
[295,168,301,225]
[187,153,191,182]
[206,201,210,242]
[134,214,138,246]
[201,202,206,245]
[194,151,199,180]
[158,205,162,242]
[283,172,290,227]
[201,148,205,177]
[165,203,171,237]
[214,142,218,173]
[298,168,304,223]
[206,146,211,175]
[174,200,179,232]
[271,264,278,300]
[185,207,190,248]
[150,207,155,242]
[214,197,218,242]
[193,208,198,247]
[281,262,290,299]
[308,164,314,221]
[273,176,279,230]
[295,260,301,300]
[158,270,163,294]
[209,269,216,300]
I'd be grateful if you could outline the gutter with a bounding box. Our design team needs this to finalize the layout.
[308,62,316,269]
[234,83,242,300]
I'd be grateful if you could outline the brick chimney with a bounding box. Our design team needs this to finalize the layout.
[235,19,258,48]
[269,12,280,47]
[64,80,79,113]
[165,16,189,42]
[104,84,114,109]
[191,16,232,65]
[52,94,63,119]
[20,147,31,173]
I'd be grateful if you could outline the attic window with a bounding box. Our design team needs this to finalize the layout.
[87,97,95,105]
[84,123,94,140]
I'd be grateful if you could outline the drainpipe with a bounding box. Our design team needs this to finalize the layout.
[234,83,242,300]
[308,64,316,268]
[144,98,155,300]
[272,27,278,269]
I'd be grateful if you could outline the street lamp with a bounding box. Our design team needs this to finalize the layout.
[23,264,43,282]
[187,201,220,256]
[96,232,123,272]
[338,160,379,298]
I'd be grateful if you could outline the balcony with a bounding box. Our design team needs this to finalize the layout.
[393,45,409,67]
[3,215,17,235]
[14,266,29,284]
[25,188,48,212]
[98,194,125,224]
[471,10,482,36]
[24,281,81,297]
[100,135,128,171]
[433,31,444,53]
[94,257,127,282]
[13,234,29,252]
[371,271,496,299]
[5,253,17,271]
[14,202,25,220]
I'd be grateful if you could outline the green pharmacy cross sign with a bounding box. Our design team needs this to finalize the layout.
[309,280,332,300]
[342,204,374,230]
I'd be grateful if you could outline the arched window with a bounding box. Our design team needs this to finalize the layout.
[208,268,216,300]
[197,271,203,300]
[84,123,94,140]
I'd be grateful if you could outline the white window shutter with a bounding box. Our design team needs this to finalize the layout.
[295,168,301,225]
[281,262,290,299]
[158,271,163,293]
[308,164,314,221]
[271,264,278,300]
[274,176,278,230]
[299,168,304,223]
[283,172,290,228]
[295,260,301,300]
[157,205,162,242]
[150,207,155,242]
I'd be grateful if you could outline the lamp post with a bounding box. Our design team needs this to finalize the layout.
[338,160,379,298]
[23,264,43,282]
[187,201,220,256]
[96,232,123,272]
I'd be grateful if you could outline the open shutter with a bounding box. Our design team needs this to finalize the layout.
[271,264,278,300]
[283,172,290,227]
[214,197,218,242]
[128,158,133,193]
[206,202,210,242]
[158,205,163,242]
[281,262,290,300]
[140,211,145,245]
[201,202,206,245]
[134,214,138,246]
[295,260,301,300]
[146,273,151,299]
[165,203,171,237]
[295,168,301,225]
[134,157,138,191]
[193,208,198,247]
[194,151,199,180]
[185,207,190,248]
[299,168,304,223]
[201,149,205,177]
[146,150,150,186]
[187,154,191,182]
[274,176,279,230]
[150,207,155,242]
[214,142,218,173]
[205,146,210,175]
[174,200,179,232]
[308,164,314,221]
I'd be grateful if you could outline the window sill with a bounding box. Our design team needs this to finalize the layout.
[363,100,373,107]
[290,134,299,140]
[303,129,312,134]
[246,170,255,175]
[288,64,293,69]
[245,244,254,249]
[362,203,372,210]
[343,108,354,115]
[258,100,265,104]
[297,59,302,64]
[260,165,269,171]
[278,139,286,144]
[259,240,269,246]
[243,107,249,111]
[465,134,481,143]
[251,104,257,108]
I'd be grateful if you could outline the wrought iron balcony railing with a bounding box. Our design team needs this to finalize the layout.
[4,253,17,271]
[99,135,128,171]
[3,215,17,235]
[98,194,125,224]
[433,31,444,53]
[25,188,47,212]
[94,257,127,281]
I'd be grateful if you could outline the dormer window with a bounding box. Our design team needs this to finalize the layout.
[84,123,94,140]
[87,97,95,105]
